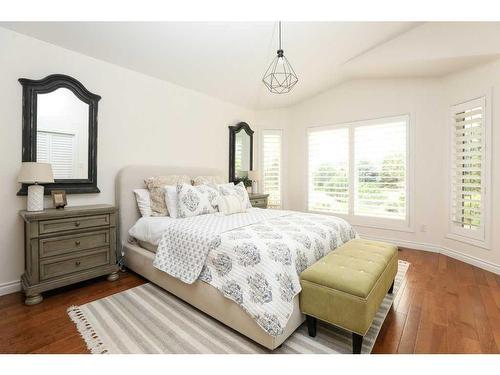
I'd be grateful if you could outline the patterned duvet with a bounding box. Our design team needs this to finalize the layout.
[153,209,357,336]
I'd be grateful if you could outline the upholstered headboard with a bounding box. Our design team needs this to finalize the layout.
[115,165,224,249]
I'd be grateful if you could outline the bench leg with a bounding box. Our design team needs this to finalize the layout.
[306,315,317,337]
[352,333,363,354]
[388,279,395,294]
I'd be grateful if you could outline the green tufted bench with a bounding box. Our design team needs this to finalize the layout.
[299,239,398,354]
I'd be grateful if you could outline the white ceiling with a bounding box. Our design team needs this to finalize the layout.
[2,22,500,110]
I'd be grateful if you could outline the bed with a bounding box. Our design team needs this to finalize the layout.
[116,165,355,350]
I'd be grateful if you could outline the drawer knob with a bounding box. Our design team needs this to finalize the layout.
[75,261,81,266]
[75,240,81,246]
[75,221,81,227]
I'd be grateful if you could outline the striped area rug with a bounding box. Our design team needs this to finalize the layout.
[68,260,409,354]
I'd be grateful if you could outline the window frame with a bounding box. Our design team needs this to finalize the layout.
[261,128,284,209]
[306,114,414,232]
[446,96,491,249]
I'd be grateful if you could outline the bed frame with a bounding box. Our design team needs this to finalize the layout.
[116,165,304,350]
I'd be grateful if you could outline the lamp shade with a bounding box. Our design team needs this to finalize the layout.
[247,170,259,181]
[18,162,54,184]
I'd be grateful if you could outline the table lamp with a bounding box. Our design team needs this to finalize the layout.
[18,162,54,211]
[247,170,259,194]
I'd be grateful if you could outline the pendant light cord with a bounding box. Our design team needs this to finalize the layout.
[278,21,282,50]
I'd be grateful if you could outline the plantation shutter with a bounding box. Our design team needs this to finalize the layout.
[36,132,50,164]
[308,127,349,214]
[450,97,486,241]
[235,136,242,172]
[354,120,407,220]
[262,130,282,208]
[36,131,76,179]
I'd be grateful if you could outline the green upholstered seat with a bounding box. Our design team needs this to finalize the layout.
[301,240,397,298]
[299,239,398,352]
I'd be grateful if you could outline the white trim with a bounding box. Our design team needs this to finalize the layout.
[360,234,441,253]
[306,114,413,232]
[360,234,500,275]
[440,246,499,275]
[446,93,492,249]
[0,279,21,296]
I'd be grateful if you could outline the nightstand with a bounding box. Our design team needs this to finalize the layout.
[20,204,119,305]
[249,193,269,209]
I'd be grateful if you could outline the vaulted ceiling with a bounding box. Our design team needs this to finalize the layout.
[2,22,500,110]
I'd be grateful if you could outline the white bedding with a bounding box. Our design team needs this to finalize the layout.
[151,209,357,336]
[128,216,176,246]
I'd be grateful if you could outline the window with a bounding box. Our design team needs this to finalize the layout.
[261,129,283,208]
[448,97,490,247]
[308,128,349,214]
[37,130,76,179]
[308,115,410,228]
[354,121,407,220]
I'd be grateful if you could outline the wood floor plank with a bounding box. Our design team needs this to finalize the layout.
[397,291,423,353]
[371,310,407,354]
[0,249,499,354]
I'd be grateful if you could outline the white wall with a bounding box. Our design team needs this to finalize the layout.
[274,66,500,273]
[275,78,446,243]
[440,59,500,270]
[0,27,255,291]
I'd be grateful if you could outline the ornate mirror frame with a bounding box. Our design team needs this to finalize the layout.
[17,74,101,195]
[228,121,254,182]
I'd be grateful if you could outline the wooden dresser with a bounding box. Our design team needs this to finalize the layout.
[249,193,269,209]
[20,204,119,305]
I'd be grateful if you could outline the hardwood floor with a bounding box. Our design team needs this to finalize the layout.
[0,248,499,354]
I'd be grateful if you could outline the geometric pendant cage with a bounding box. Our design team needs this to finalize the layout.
[262,22,298,94]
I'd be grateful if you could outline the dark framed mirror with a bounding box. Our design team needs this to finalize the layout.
[17,74,101,195]
[228,122,254,182]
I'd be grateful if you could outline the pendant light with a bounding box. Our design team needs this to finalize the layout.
[262,21,298,94]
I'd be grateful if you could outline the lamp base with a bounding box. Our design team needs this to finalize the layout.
[251,181,258,194]
[27,184,44,211]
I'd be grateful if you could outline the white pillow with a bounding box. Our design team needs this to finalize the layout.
[129,216,175,246]
[133,189,152,217]
[219,182,251,209]
[176,183,219,218]
[164,185,179,218]
[218,194,248,215]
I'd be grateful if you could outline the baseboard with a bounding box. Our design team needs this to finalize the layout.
[361,234,500,275]
[0,279,21,296]
[440,246,500,275]
[361,235,442,253]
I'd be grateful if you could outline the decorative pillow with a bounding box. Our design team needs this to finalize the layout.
[164,185,179,218]
[192,175,226,186]
[219,182,251,209]
[176,183,220,218]
[133,189,152,217]
[218,193,248,215]
[144,175,191,216]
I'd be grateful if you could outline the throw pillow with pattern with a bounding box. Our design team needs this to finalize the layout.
[144,175,191,216]
[219,182,252,209]
[176,183,220,218]
[192,175,226,186]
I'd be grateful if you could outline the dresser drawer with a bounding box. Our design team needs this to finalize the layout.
[251,198,267,207]
[39,248,110,281]
[39,214,110,235]
[39,230,110,258]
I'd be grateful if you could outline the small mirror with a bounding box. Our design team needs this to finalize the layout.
[36,88,89,179]
[229,122,254,182]
[18,74,101,195]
